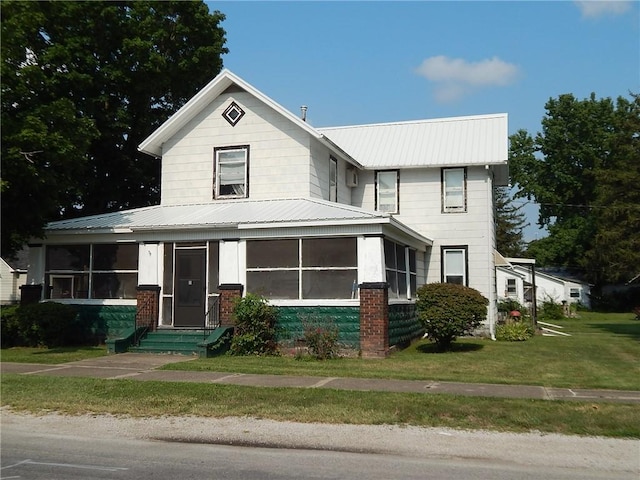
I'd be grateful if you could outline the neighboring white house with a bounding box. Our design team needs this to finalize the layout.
[497,257,591,310]
[1,251,28,305]
[23,69,509,356]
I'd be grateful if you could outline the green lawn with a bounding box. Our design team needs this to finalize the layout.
[163,312,640,391]
[0,346,107,364]
[2,374,638,438]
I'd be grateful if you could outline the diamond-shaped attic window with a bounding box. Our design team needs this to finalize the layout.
[222,101,245,126]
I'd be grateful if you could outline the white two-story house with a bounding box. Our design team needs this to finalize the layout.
[23,70,508,357]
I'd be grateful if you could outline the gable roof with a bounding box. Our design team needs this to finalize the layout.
[318,113,508,169]
[44,198,432,246]
[138,69,361,167]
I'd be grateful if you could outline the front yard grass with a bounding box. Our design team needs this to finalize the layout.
[0,346,107,364]
[162,311,640,391]
[2,374,638,438]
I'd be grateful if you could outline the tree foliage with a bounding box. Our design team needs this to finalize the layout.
[415,283,488,351]
[495,186,527,257]
[509,93,640,285]
[1,1,227,257]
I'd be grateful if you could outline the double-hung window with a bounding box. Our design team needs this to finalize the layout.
[376,170,399,213]
[506,278,517,297]
[329,156,337,202]
[442,167,466,212]
[214,146,249,199]
[442,246,467,285]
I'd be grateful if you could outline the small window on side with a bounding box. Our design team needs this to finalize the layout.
[376,170,399,213]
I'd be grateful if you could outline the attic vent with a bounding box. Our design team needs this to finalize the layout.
[222,101,245,126]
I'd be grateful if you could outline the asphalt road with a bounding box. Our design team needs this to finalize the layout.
[1,411,637,480]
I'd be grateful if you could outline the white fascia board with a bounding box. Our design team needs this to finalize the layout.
[236,218,387,230]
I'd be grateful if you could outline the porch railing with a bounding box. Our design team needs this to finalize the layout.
[203,294,221,340]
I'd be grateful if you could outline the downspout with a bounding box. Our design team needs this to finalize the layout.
[486,165,496,340]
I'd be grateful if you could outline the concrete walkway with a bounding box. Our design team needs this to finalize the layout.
[2,353,639,404]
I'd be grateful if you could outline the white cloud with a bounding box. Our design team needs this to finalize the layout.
[574,1,632,18]
[415,55,520,103]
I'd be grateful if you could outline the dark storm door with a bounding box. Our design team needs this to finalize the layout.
[174,249,206,327]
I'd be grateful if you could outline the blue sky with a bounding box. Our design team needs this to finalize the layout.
[208,1,639,241]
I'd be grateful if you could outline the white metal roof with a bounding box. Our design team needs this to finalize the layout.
[138,69,362,168]
[318,114,508,169]
[44,199,431,245]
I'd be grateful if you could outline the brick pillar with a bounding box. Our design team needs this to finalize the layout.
[20,284,43,305]
[136,285,161,331]
[359,282,389,358]
[218,284,244,327]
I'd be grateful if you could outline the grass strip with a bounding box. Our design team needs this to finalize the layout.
[2,374,638,439]
[0,346,107,364]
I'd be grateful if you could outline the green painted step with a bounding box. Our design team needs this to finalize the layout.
[131,329,209,355]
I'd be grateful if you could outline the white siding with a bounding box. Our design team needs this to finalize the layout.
[161,91,313,205]
[0,260,26,305]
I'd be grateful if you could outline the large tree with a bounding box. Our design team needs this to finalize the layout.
[509,93,640,285]
[495,186,527,258]
[1,1,227,257]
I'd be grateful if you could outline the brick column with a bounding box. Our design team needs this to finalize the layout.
[218,284,244,327]
[20,284,43,305]
[359,282,389,358]
[136,285,161,331]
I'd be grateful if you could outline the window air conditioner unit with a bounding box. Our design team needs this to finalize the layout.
[346,167,359,188]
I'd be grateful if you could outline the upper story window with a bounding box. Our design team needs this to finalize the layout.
[442,246,467,286]
[329,156,337,202]
[442,167,466,213]
[214,146,249,199]
[376,170,399,213]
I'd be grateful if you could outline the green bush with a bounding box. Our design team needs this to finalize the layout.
[1,305,21,347]
[539,297,565,322]
[416,283,488,351]
[229,294,279,356]
[301,317,340,360]
[496,322,535,341]
[14,302,79,347]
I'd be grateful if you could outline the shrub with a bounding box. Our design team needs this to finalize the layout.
[14,302,79,347]
[496,322,535,341]
[416,283,488,351]
[539,297,565,322]
[301,317,340,360]
[1,305,21,347]
[229,294,279,356]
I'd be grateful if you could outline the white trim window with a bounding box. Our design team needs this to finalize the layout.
[506,278,517,298]
[329,156,337,202]
[442,246,467,285]
[384,239,417,299]
[45,244,138,299]
[214,146,249,198]
[246,238,357,300]
[442,167,466,212]
[376,170,399,213]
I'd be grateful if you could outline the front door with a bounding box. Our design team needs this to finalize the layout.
[174,249,206,327]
